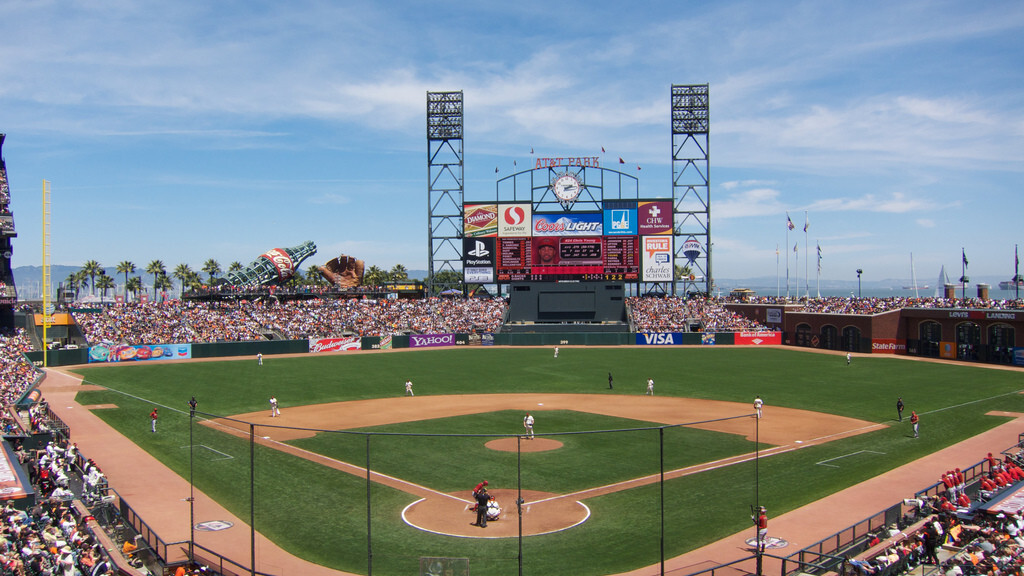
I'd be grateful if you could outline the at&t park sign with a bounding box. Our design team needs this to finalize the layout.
[534,157,601,169]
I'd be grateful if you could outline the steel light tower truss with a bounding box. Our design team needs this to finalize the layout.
[426,91,465,296]
[671,84,711,296]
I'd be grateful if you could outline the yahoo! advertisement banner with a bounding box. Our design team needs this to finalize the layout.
[410,334,456,348]
[309,337,361,353]
[533,212,603,236]
[734,332,782,345]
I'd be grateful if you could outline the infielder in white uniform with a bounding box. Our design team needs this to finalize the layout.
[753,396,763,419]
[523,412,535,439]
[269,396,280,417]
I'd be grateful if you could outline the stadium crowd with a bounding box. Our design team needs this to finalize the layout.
[0,328,38,406]
[726,295,1024,314]
[628,295,770,333]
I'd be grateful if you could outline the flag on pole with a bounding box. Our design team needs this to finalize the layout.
[601,146,606,153]
[793,243,798,253]
[530,147,534,154]
[962,248,969,268]
[619,157,625,164]
[786,213,795,231]
[495,167,499,173]
[817,242,822,272]
[776,245,779,256]
[803,213,809,233]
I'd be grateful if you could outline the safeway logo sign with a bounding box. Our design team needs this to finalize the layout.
[499,203,532,237]
[635,333,680,345]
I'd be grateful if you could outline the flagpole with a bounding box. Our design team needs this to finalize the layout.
[785,217,790,300]
[961,248,967,300]
[816,242,821,298]
[804,211,809,300]
[1016,244,1020,301]
[776,244,780,299]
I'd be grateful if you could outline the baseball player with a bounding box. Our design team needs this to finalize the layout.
[646,378,654,395]
[896,397,904,421]
[188,396,197,418]
[910,410,919,438]
[523,412,535,439]
[753,395,763,419]
[257,352,263,366]
[269,396,280,417]
[150,408,158,432]
[608,372,613,389]
[405,379,414,396]
[553,347,559,358]
[846,352,851,365]
[753,506,768,552]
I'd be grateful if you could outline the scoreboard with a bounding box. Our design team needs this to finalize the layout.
[462,201,678,283]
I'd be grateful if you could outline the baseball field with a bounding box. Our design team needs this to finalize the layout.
[68,346,1024,576]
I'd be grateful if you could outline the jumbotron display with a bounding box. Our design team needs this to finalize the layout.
[462,200,677,283]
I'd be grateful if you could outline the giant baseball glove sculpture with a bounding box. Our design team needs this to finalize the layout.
[318,255,365,288]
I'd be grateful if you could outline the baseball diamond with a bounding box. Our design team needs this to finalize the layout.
[51,345,1024,576]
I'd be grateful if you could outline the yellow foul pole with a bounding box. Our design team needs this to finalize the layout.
[41,180,51,367]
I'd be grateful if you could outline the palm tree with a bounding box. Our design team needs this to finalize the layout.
[81,260,103,295]
[363,265,387,287]
[146,260,166,300]
[227,261,243,274]
[173,263,194,296]
[181,270,203,294]
[125,277,143,300]
[202,259,222,284]
[116,261,136,295]
[63,273,82,302]
[154,273,173,302]
[389,264,409,282]
[95,274,115,299]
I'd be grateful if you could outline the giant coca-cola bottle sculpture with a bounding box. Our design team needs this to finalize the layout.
[225,241,318,286]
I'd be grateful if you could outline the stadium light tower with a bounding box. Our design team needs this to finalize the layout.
[671,85,711,297]
[426,91,465,296]
[856,268,863,298]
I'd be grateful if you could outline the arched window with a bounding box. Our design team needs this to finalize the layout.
[820,325,839,350]
[841,326,861,352]
[956,322,981,361]
[918,321,941,358]
[988,324,1015,364]
[795,323,813,347]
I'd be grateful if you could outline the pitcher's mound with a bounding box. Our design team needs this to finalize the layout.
[485,437,563,452]
[403,489,589,538]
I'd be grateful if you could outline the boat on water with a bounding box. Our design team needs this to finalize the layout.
[999,278,1024,290]
[902,285,930,290]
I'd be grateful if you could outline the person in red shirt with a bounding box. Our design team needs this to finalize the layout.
[150,408,158,433]
[910,411,919,438]
[753,506,768,553]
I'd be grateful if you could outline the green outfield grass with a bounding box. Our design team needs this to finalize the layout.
[70,347,1024,576]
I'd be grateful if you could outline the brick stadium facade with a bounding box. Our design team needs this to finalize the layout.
[724,303,1023,366]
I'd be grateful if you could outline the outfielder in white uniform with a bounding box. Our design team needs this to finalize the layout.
[646,378,654,395]
[553,347,559,358]
[523,412,535,439]
[405,380,414,396]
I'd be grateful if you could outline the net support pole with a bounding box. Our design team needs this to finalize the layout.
[367,434,373,576]
[250,423,256,576]
[660,427,665,576]
[518,434,523,576]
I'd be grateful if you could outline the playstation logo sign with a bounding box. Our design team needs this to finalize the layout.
[463,237,496,268]
[468,240,490,258]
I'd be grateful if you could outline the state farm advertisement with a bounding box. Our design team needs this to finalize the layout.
[309,337,361,353]
[871,339,906,354]
[410,334,456,348]
[734,332,782,346]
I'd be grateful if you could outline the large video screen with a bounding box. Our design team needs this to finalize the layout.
[462,201,676,283]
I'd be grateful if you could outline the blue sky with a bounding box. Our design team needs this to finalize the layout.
[1,0,1022,286]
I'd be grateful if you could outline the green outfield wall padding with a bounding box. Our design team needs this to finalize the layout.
[191,339,309,359]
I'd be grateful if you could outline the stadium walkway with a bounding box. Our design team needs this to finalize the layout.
[41,367,1024,576]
